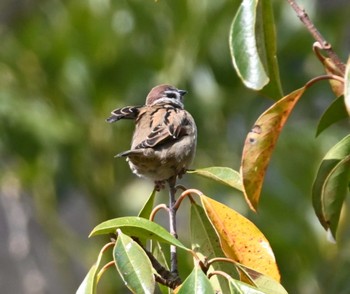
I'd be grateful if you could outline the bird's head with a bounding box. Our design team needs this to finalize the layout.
[145,84,187,108]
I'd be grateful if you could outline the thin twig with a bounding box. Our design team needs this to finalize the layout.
[175,184,187,192]
[149,204,169,222]
[286,0,345,74]
[207,270,233,281]
[207,257,238,267]
[174,188,204,210]
[167,176,178,275]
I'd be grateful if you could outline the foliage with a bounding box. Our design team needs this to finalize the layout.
[78,0,349,293]
[79,192,284,294]
[1,0,350,293]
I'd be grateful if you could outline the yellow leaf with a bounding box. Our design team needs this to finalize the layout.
[200,195,280,282]
[241,87,306,210]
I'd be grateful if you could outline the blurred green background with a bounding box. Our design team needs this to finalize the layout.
[1,0,350,293]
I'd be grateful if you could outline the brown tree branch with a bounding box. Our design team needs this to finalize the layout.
[286,0,345,74]
[167,176,179,275]
[133,237,182,289]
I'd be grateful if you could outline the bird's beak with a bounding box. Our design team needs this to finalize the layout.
[179,90,187,96]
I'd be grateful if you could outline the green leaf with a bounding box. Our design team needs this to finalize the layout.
[342,55,350,115]
[229,0,283,99]
[241,87,306,210]
[76,264,98,294]
[234,263,288,294]
[151,241,170,294]
[228,278,265,294]
[188,167,242,191]
[152,241,169,270]
[177,267,215,294]
[89,216,189,251]
[138,188,157,219]
[255,0,283,99]
[191,202,238,293]
[316,96,348,137]
[312,135,350,238]
[230,0,268,90]
[320,156,350,238]
[76,238,108,294]
[114,230,155,294]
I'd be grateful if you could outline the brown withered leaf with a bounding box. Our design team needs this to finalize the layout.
[241,87,306,211]
[313,44,344,97]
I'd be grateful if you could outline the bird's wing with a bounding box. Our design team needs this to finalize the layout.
[134,107,191,149]
[116,149,143,157]
[106,106,141,123]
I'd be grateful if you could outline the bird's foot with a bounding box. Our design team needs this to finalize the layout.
[177,168,188,179]
[154,180,166,191]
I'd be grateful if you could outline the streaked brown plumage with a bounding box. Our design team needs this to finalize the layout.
[107,84,197,188]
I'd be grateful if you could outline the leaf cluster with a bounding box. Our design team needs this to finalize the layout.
[78,186,286,294]
[78,0,350,293]
[230,0,349,239]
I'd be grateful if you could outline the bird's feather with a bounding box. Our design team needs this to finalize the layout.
[134,107,190,149]
[106,106,140,123]
[116,149,144,157]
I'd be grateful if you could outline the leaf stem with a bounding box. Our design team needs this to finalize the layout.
[286,0,345,74]
[101,241,116,254]
[97,260,115,282]
[305,74,344,89]
[207,270,233,281]
[149,204,169,222]
[174,188,203,210]
[207,257,238,267]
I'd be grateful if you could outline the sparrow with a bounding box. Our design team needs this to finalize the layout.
[106,84,197,189]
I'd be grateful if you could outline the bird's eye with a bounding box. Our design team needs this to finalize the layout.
[166,92,177,99]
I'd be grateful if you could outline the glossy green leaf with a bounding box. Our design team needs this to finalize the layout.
[241,87,306,210]
[316,96,348,137]
[230,0,268,90]
[191,203,238,293]
[152,241,169,270]
[177,267,215,294]
[229,0,283,99]
[76,264,98,294]
[320,156,350,238]
[234,263,288,294]
[151,241,170,294]
[138,188,157,219]
[113,230,155,294]
[76,238,108,294]
[90,217,189,251]
[137,189,158,246]
[312,135,350,238]
[255,0,283,99]
[188,167,242,191]
[344,55,350,115]
[228,278,265,294]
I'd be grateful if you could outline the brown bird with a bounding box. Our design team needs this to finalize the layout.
[107,84,197,189]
